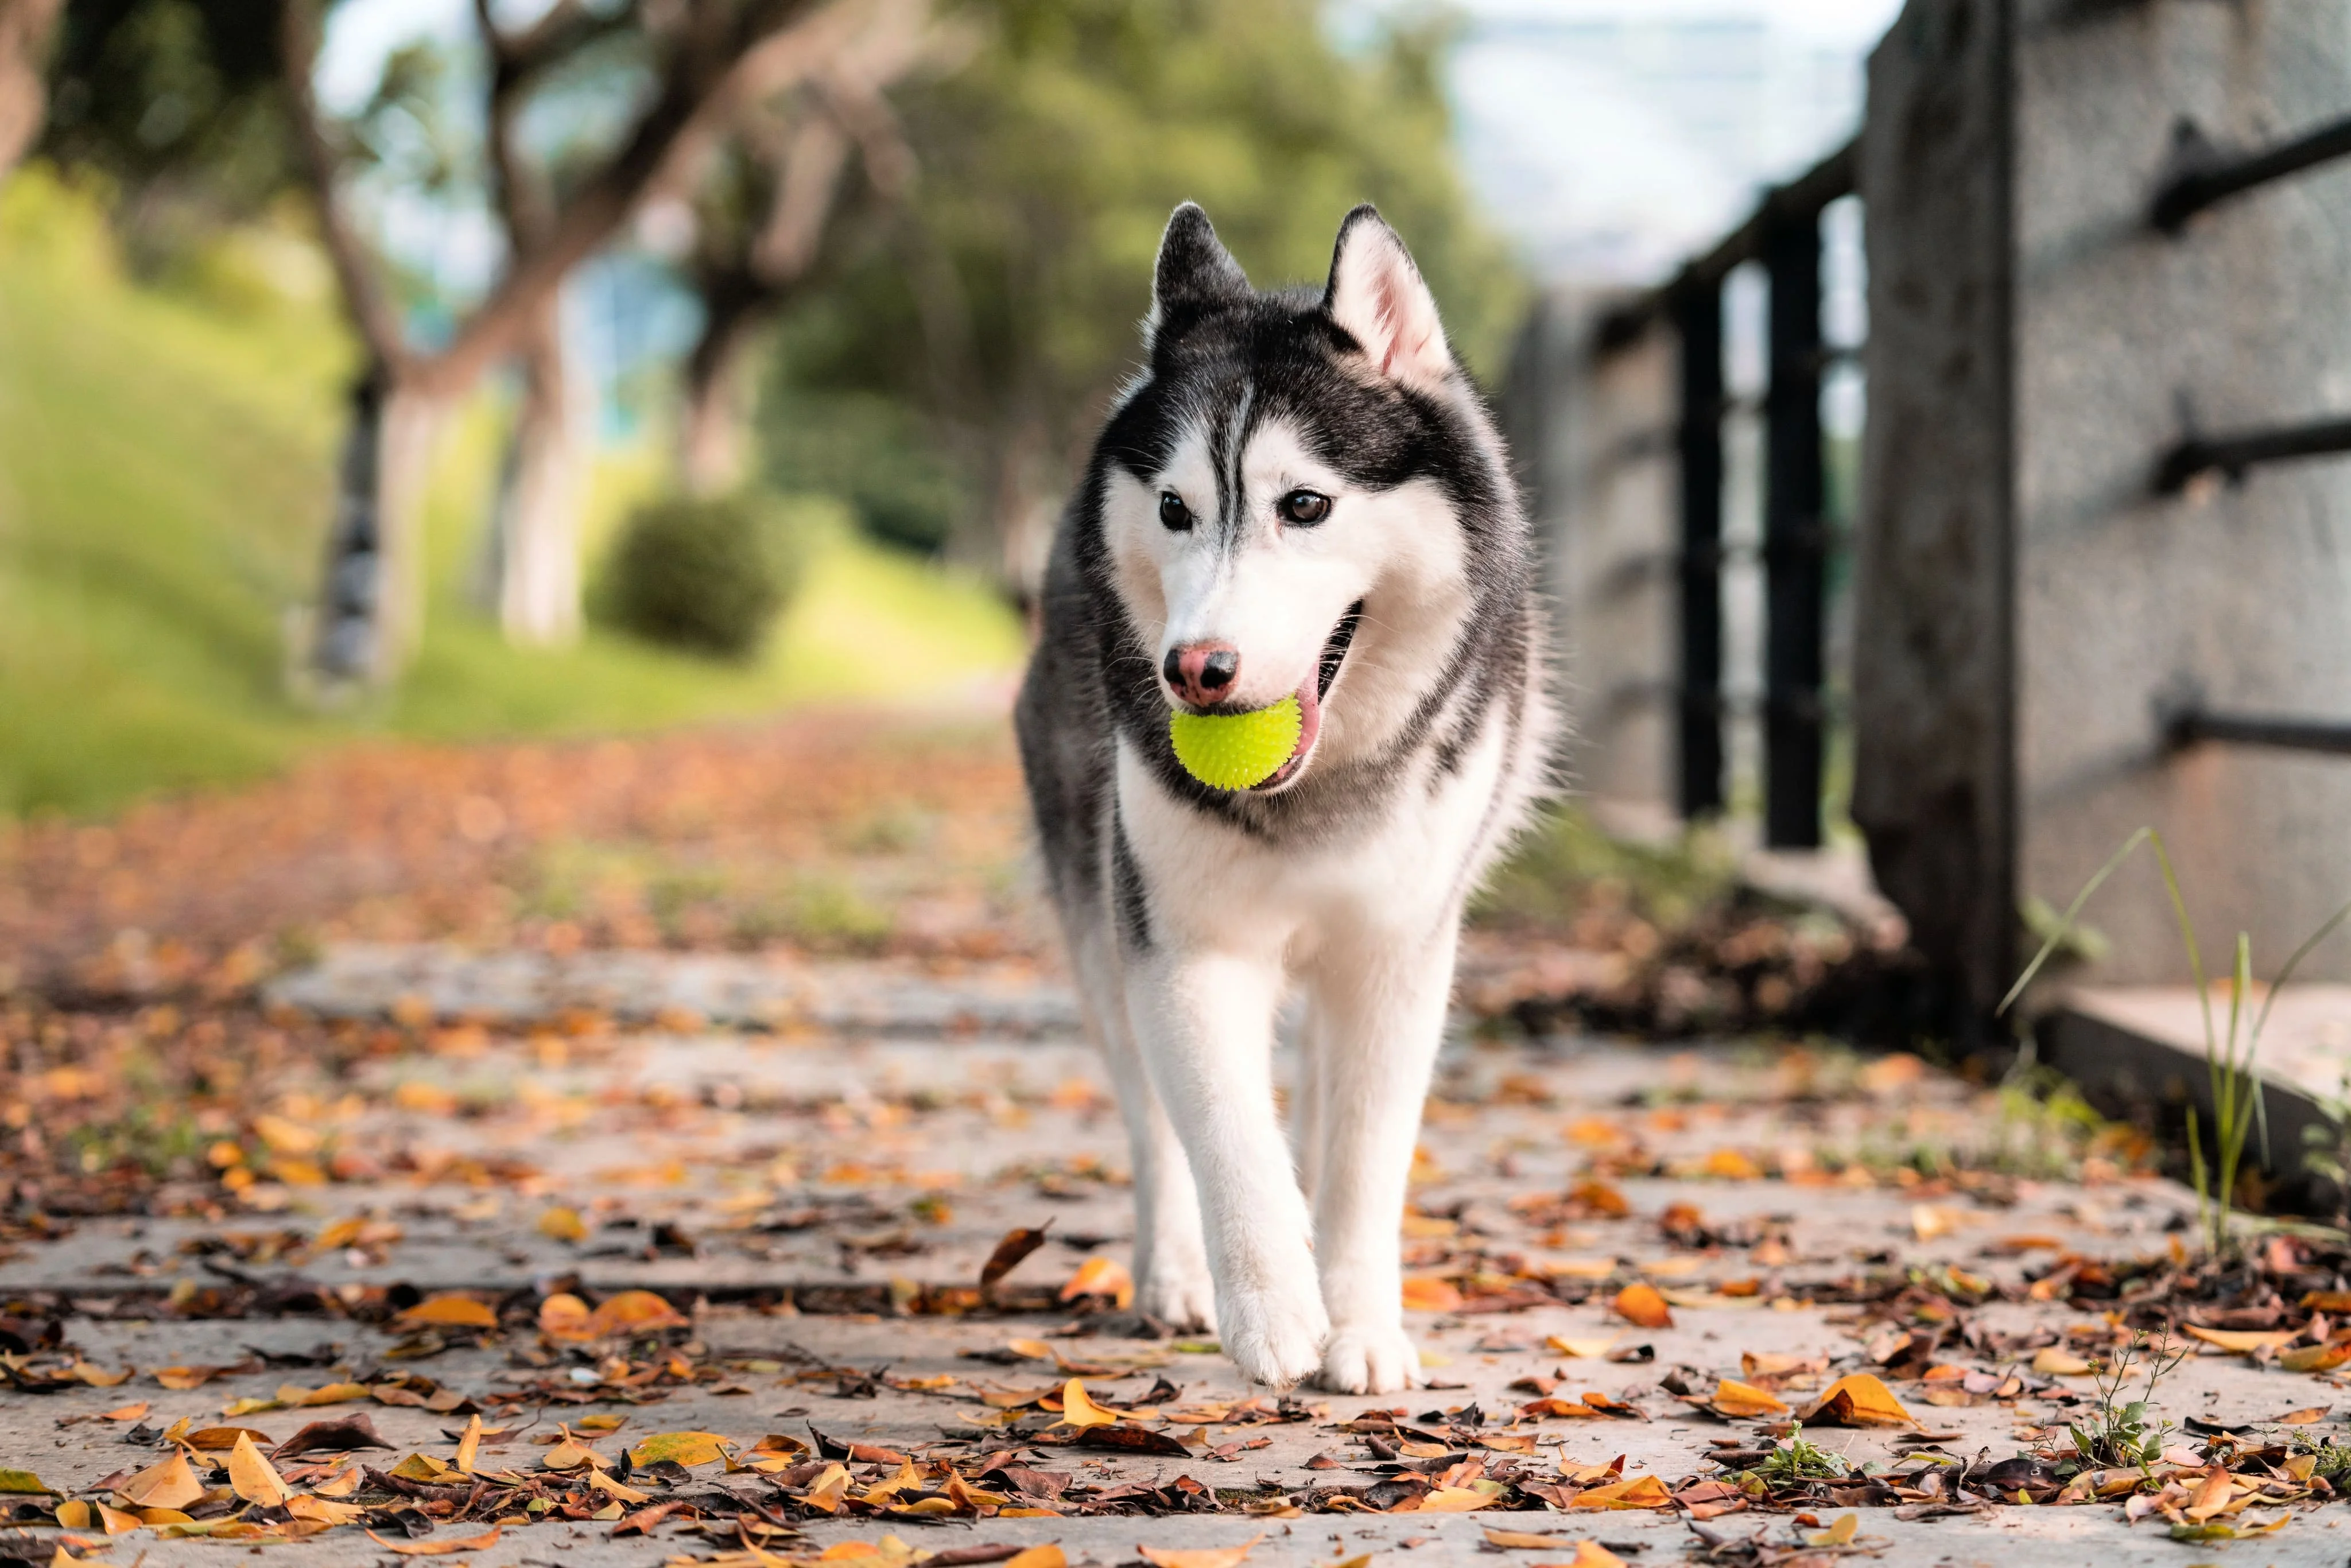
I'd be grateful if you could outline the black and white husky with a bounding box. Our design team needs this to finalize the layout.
[1015,203,1553,1394]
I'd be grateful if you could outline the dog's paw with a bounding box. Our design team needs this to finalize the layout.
[1315,1322,1423,1395]
[1135,1260,1218,1334]
[1217,1284,1330,1390]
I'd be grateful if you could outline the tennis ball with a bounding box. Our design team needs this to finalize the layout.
[1169,696,1302,791]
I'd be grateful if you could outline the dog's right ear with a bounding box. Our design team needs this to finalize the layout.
[1149,203,1250,346]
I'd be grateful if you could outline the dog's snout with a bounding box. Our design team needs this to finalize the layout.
[1163,642,1240,706]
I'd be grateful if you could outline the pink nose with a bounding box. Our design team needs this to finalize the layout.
[1163,642,1240,707]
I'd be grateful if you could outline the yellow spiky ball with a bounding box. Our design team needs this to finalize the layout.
[1169,696,1302,791]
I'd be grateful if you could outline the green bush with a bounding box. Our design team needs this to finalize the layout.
[593,492,803,660]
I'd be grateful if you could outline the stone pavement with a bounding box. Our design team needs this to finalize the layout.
[6,948,2351,1566]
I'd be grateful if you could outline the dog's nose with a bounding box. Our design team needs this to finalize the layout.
[1163,642,1240,707]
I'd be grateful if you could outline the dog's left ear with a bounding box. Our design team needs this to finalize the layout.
[1322,205,1452,391]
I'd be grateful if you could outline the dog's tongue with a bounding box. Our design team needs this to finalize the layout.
[1290,678,1322,763]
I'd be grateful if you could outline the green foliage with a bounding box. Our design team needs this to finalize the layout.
[0,173,1024,819]
[2066,1332,2187,1470]
[593,492,806,661]
[1470,803,1739,935]
[2003,828,2351,1253]
[765,387,964,555]
[763,0,1523,557]
[1750,1425,1849,1484]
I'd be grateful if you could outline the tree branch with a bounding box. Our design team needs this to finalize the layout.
[279,0,406,372]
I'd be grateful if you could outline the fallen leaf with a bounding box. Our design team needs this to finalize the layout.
[2183,1325,2296,1354]
[629,1430,729,1467]
[1612,1283,1673,1330]
[1004,1548,1067,1568]
[285,1495,368,1526]
[539,1293,594,1338]
[272,1414,393,1459]
[184,1426,276,1451]
[1706,1379,1790,1418]
[980,1222,1053,1288]
[1402,1275,1465,1314]
[98,1401,150,1423]
[1051,1376,1120,1429]
[226,1432,288,1506]
[117,1451,204,1511]
[1137,1530,1265,1568]
[1806,1512,1859,1547]
[153,1364,231,1390]
[396,1294,499,1330]
[538,1206,589,1242]
[586,1289,689,1337]
[453,1412,483,1474]
[2281,1343,2351,1373]
[1417,1486,1503,1512]
[1545,1335,1619,1358]
[0,1469,54,1495]
[282,1380,371,1407]
[366,1525,503,1556]
[1800,1373,1915,1427]
[1060,1255,1135,1309]
[1567,1474,1674,1509]
[1482,1528,1573,1549]
[2032,1348,2093,1376]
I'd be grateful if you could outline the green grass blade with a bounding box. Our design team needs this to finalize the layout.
[1998,827,2153,1016]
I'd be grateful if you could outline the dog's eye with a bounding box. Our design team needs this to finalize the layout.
[1279,488,1332,525]
[1158,492,1192,531]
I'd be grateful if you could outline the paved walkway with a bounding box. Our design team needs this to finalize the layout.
[6,949,2350,1566]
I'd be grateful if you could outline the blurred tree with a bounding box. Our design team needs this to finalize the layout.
[678,0,964,495]
[759,0,1522,591]
[275,0,879,687]
[0,0,63,181]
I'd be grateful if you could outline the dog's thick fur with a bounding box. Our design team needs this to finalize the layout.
[1015,203,1553,1393]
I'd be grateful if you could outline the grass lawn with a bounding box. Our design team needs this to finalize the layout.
[0,171,1026,821]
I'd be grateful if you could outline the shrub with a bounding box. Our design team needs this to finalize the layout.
[594,492,802,660]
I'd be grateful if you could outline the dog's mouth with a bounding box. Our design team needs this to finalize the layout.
[1248,600,1364,794]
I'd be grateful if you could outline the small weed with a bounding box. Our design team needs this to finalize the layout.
[1752,1424,1850,1484]
[2003,828,2351,1255]
[2067,1331,2189,1469]
[2288,1428,2351,1482]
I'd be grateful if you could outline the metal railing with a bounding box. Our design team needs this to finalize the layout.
[1604,138,1857,849]
[2151,111,2351,758]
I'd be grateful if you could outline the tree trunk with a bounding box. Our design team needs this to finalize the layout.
[491,300,583,645]
[680,269,770,496]
[311,367,441,686]
[0,0,63,181]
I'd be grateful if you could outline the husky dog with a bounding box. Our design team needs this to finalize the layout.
[1014,203,1553,1394]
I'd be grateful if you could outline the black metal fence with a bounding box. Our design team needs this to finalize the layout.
[1603,139,1857,851]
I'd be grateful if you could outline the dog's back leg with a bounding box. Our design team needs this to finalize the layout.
[1067,922,1215,1333]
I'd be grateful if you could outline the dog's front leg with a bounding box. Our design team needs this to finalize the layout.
[1128,948,1328,1388]
[1306,925,1458,1394]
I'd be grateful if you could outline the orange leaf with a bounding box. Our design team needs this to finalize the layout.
[1799,1373,1915,1427]
[366,1526,503,1556]
[2183,1325,2295,1354]
[1567,1474,1674,1509]
[1612,1283,1673,1329]
[1060,1256,1134,1309]
[538,1293,594,1338]
[1056,1379,1119,1429]
[2281,1342,2351,1373]
[1402,1275,1466,1314]
[1416,1485,1503,1512]
[1137,1531,1264,1568]
[1707,1379,1790,1418]
[226,1433,287,1507]
[1004,1548,1067,1568]
[396,1295,498,1329]
[586,1290,689,1337]
[117,1451,204,1512]
[98,1402,150,1423]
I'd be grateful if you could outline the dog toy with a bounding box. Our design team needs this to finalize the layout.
[1169,696,1301,791]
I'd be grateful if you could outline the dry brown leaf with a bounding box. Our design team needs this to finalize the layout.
[97,1401,150,1423]
[1416,1485,1504,1512]
[285,1495,368,1526]
[538,1206,589,1242]
[1545,1334,1619,1357]
[1482,1527,1573,1549]
[1566,1475,1674,1509]
[1612,1283,1673,1330]
[396,1294,499,1330]
[1137,1530,1265,1568]
[1004,1547,1067,1568]
[453,1412,482,1474]
[627,1430,728,1467]
[1800,1373,1915,1427]
[2033,1348,2094,1376]
[152,1365,228,1391]
[366,1525,502,1556]
[980,1223,1053,1288]
[586,1289,689,1337]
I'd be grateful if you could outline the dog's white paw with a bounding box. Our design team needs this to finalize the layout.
[1217,1284,1330,1390]
[1315,1322,1423,1394]
[1136,1260,1218,1334]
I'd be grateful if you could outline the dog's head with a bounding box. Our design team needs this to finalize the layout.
[1093,203,1503,795]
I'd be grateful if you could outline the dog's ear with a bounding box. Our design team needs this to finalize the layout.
[1150,203,1250,343]
[1322,205,1452,391]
